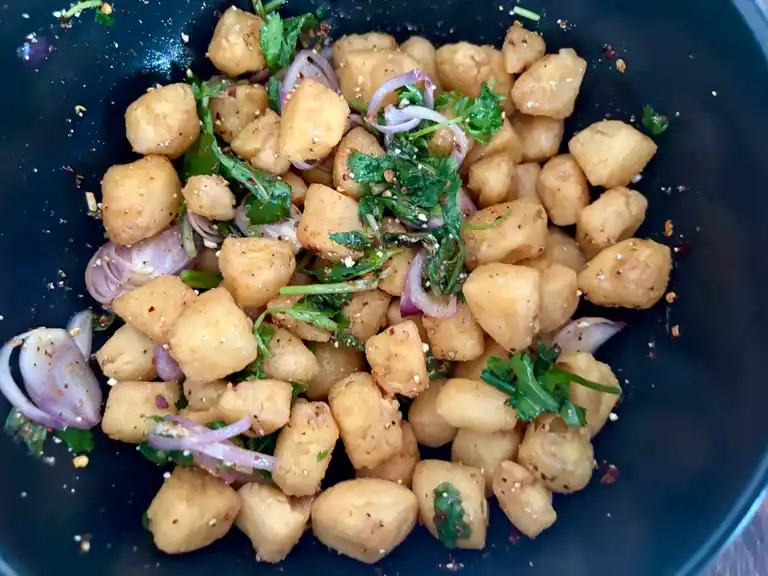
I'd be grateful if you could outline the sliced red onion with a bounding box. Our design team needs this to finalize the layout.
[401,250,457,318]
[367,69,436,121]
[395,106,469,165]
[554,317,628,355]
[458,187,478,219]
[0,335,65,429]
[85,225,192,306]
[346,114,365,133]
[20,329,102,429]
[148,417,277,472]
[195,439,277,471]
[370,105,422,135]
[66,309,93,358]
[235,202,302,253]
[292,159,317,171]
[187,211,222,247]
[154,344,184,382]
[0,328,102,430]
[151,416,251,449]
[280,49,339,111]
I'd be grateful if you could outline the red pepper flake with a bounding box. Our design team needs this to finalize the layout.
[599,463,621,485]
[155,395,169,409]
[602,44,617,59]
[672,240,692,257]
[508,526,522,544]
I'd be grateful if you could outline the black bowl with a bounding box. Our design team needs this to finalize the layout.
[1,1,768,574]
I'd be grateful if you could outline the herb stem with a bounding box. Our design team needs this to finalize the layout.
[262,0,285,14]
[62,0,102,18]
[513,6,541,21]
[280,278,379,296]
[407,117,462,140]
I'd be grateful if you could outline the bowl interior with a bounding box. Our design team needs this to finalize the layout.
[1,0,768,575]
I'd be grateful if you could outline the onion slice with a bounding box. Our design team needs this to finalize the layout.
[0,328,102,430]
[280,49,339,110]
[553,317,628,354]
[235,202,302,253]
[154,344,184,382]
[187,212,222,247]
[0,335,64,429]
[458,187,477,219]
[147,417,277,472]
[66,309,93,358]
[401,250,457,318]
[85,225,192,306]
[367,69,437,120]
[150,416,251,450]
[396,106,470,165]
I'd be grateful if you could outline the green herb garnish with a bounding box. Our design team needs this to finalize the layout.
[92,312,115,331]
[56,428,95,454]
[4,409,47,457]
[184,75,292,225]
[61,1,115,26]
[141,511,151,531]
[180,269,223,290]
[253,0,284,19]
[433,482,471,548]
[265,76,282,112]
[435,83,504,144]
[259,10,322,74]
[512,5,541,21]
[304,247,402,284]
[291,381,309,401]
[426,351,451,380]
[642,105,670,136]
[481,343,621,427]
[137,441,194,468]
[316,449,329,461]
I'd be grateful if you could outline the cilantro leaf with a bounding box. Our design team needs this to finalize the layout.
[642,105,669,136]
[56,428,95,454]
[225,157,292,224]
[435,83,504,144]
[141,511,151,531]
[328,231,376,251]
[253,0,285,19]
[333,329,363,350]
[481,343,621,426]
[138,441,194,467]
[304,248,402,283]
[286,294,352,332]
[265,76,282,112]
[4,409,47,457]
[260,12,320,74]
[433,482,472,548]
[348,151,395,184]
[316,449,329,461]
[187,80,291,225]
[94,10,115,26]
[426,351,451,380]
[291,381,309,401]
[180,269,222,290]
[398,84,425,107]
